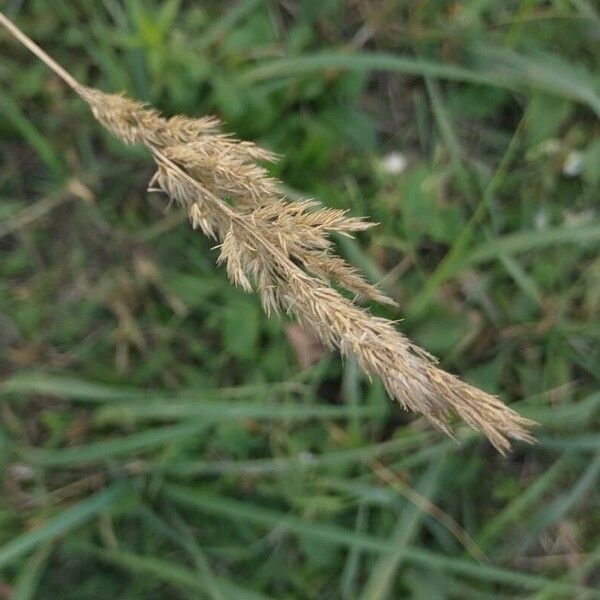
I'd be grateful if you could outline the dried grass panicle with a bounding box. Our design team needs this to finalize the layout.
[0,13,536,453]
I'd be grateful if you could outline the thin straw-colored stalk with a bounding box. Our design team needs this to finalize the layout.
[0,13,536,453]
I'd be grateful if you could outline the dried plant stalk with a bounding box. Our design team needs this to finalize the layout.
[0,13,536,453]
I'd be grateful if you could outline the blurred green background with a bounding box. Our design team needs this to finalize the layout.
[1,1,600,598]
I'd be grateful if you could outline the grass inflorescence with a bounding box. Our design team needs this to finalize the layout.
[1,2,599,598]
[1,12,534,452]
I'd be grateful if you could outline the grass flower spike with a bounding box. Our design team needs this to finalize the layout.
[0,12,536,453]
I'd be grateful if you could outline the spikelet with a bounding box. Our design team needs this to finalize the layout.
[0,12,536,453]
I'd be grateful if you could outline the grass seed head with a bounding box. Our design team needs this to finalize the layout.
[0,12,537,453]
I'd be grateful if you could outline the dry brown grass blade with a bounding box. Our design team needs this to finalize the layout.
[0,12,537,453]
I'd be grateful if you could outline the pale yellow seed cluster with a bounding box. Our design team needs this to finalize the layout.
[0,0,534,452]
[73,85,535,453]
[0,9,538,453]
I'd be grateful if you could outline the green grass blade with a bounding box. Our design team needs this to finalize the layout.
[164,506,226,600]
[340,502,369,599]
[95,398,388,425]
[163,436,427,477]
[407,112,526,319]
[526,392,600,429]
[0,482,129,569]
[475,44,600,118]
[0,373,146,402]
[10,542,52,600]
[537,434,600,451]
[476,452,572,550]
[1,373,305,404]
[77,545,272,600]
[532,540,600,600]
[408,220,600,317]
[497,253,542,305]
[242,48,600,115]
[0,190,72,240]
[0,93,65,178]
[163,485,592,595]
[465,223,600,266]
[25,422,209,466]
[512,451,600,556]
[199,0,264,50]
[241,51,518,88]
[359,458,444,600]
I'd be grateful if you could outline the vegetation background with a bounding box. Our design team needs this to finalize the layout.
[1,0,599,598]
